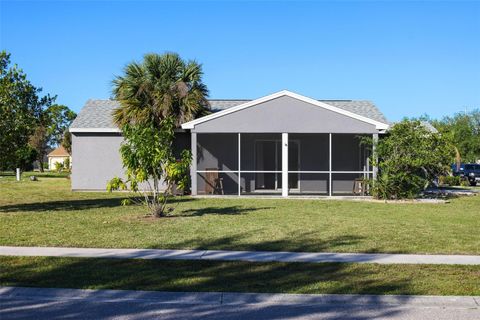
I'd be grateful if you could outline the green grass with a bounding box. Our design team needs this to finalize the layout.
[0,170,70,180]
[0,176,479,254]
[1,256,479,296]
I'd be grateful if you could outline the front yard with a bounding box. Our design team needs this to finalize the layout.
[1,175,479,254]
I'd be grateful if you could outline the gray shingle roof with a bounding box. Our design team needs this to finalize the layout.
[70,99,120,129]
[70,98,388,129]
[209,99,252,112]
[320,100,388,124]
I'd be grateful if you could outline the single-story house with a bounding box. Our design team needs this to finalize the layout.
[47,146,71,170]
[69,90,389,196]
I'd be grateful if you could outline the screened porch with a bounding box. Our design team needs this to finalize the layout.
[191,132,375,197]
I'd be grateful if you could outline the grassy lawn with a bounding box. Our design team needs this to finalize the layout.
[1,256,479,296]
[0,176,479,254]
[0,170,70,180]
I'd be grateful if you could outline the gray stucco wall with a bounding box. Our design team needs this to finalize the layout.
[71,133,125,190]
[192,96,378,133]
[72,132,190,191]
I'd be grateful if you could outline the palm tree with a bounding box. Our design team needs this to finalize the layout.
[112,53,210,128]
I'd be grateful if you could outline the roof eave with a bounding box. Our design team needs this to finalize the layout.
[69,128,121,133]
[48,153,70,157]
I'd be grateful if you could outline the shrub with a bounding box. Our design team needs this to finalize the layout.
[438,175,462,186]
[63,157,70,170]
[107,117,191,217]
[54,161,63,173]
[369,120,454,199]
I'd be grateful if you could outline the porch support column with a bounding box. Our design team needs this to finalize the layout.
[282,133,289,197]
[190,132,197,196]
[238,133,241,196]
[329,133,332,197]
[372,133,379,181]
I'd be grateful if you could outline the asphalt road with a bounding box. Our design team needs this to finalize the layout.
[1,287,479,320]
[3,297,480,319]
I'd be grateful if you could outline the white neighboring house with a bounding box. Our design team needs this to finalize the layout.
[47,146,71,170]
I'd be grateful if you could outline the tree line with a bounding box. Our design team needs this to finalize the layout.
[0,51,76,172]
[430,110,480,164]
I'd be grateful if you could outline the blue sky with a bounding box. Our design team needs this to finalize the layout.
[1,1,479,121]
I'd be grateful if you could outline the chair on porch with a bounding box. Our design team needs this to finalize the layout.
[353,178,366,196]
[205,168,224,195]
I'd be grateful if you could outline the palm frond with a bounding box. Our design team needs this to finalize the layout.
[112,53,209,128]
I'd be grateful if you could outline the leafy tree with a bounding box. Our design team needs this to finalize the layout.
[107,117,191,217]
[62,130,72,154]
[0,51,55,171]
[14,145,38,171]
[370,120,454,199]
[28,125,48,171]
[431,110,480,163]
[45,104,77,146]
[112,52,210,128]
[30,104,76,172]
[108,53,208,217]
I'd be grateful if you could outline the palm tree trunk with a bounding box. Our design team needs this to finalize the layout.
[455,146,461,172]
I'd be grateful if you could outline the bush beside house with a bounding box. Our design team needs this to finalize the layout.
[370,120,454,199]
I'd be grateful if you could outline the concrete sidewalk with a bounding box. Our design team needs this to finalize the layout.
[1,246,480,265]
[1,287,479,320]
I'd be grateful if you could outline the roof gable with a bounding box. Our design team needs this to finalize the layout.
[48,146,70,157]
[210,99,388,124]
[182,90,389,130]
[187,94,383,133]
